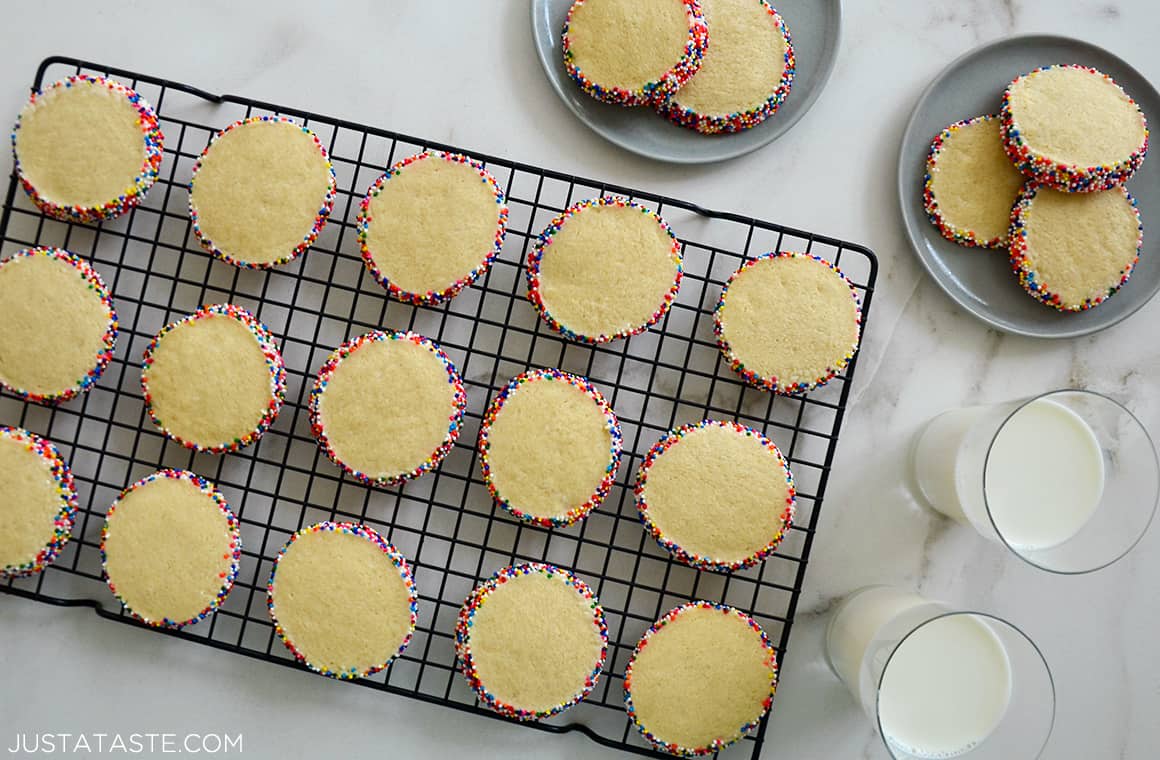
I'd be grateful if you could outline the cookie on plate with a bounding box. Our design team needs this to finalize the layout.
[358,151,508,305]
[101,469,241,628]
[562,0,708,106]
[924,115,1029,248]
[527,196,683,343]
[141,303,285,453]
[0,247,117,404]
[267,522,418,679]
[0,427,77,578]
[479,368,622,528]
[624,601,779,756]
[1008,183,1143,311]
[635,420,795,571]
[456,563,607,720]
[715,251,861,394]
[189,116,337,268]
[1001,64,1149,193]
[11,74,163,223]
[309,331,466,487]
[656,0,794,134]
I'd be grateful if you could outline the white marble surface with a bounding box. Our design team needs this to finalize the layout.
[2,1,1159,758]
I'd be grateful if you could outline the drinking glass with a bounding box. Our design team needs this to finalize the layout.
[825,586,1054,759]
[911,389,1158,573]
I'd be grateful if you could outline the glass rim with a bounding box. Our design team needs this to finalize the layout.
[873,609,1056,760]
[982,388,1160,575]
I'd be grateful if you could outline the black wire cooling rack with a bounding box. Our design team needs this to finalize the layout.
[1,56,878,759]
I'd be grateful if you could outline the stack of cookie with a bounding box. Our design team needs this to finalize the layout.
[923,64,1148,312]
[561,0,795,134]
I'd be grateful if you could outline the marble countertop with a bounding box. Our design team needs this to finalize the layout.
[2,1,1157,758]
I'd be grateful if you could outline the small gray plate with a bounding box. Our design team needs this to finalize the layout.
[898,34,1160,339]
[530,0,842,164]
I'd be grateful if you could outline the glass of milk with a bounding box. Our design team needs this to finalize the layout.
[826,586,1055,759]
[911,390,1158,573]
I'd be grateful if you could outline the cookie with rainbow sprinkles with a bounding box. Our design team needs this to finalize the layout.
[478,368,622,528]
[309,331,466,488]
[715,251,861,394]
[189,116,336,268]
[0,247,117,405]
[1001,64,1149,193]
[562,0,708,106]
[141,303,285,454]
[101,469,240,629]
[924,115,1028,249]
[1008,183,1142,312]
[634,420,795,572]
[527,196,683,343]
[656,0,794,134]
[11,75,163,223]
[358,151,508,305]
[624,601,779,756]
[0,427,77,578]
[455,563,607,721]
[267,522,418,680]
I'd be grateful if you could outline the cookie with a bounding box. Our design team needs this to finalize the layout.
[455,563,607,720]
[101,470,241,628]
[11,74,163,223]
[189,116,337,268]
[309,331,466,487]
[267,522,418,679]
[479,369,622,528]
[635,420,795,571]
[1001,64,1149,193]
[924,115,1029,248]
[141,304,285,453]
[656,0,794,134]
[562,0,708,106]
[0,247,117,404]
[358,151,508,305]
[0,427,77,577]
[527,197,683,343]
[1008,183,1143,311]
[715,252,861,394]
[624,602,778,756]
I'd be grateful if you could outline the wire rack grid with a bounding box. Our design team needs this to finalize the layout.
[0,56,877,759]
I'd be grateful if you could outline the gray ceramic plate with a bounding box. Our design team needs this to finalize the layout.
[530,0,842,164]
[898,34,1160,339]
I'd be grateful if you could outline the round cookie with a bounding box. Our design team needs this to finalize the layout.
[624,602,779,756]
[1001,64,1149,193]
[0,427,77,577]
[267,522,418,679]
[101,469,240,628]
[310,331,466,487]
[924,115,1029,248]
[635,420,795,571]
[141,304,285,453]
[455,563,607,720]
[1008,183,1143,312]
[527,196,683,343]
[189,116,337,268]
[479,369,622,528]
[11,74,163,223]
[715,252,861,394]
[357,151,508,305]
[562,0,708,107]
[656,0,794,134]
[0,247,117,404]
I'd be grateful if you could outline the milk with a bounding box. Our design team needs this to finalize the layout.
[878,615,1012,758]
[826,587,1013,759]
[913,398,1104,550]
